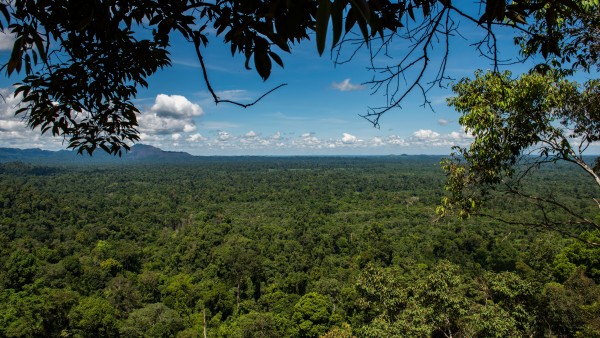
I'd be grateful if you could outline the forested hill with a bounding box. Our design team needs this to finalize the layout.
[0,145,443,166]
[0,157,599,337]
[0,144,194,164]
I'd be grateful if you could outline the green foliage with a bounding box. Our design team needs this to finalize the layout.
[119,303,183,338]
[440,70,600,242]
[68,296,120,337]
[0,157,598,336]
[293,292,333,338]
[539,269,600,337]
[0,287,79,337]
[320,323,355,338]
[554,231,600,282]
[3,248,37,289]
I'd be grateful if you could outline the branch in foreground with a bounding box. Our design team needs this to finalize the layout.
[477,212,600,247]
[193,34,287,109]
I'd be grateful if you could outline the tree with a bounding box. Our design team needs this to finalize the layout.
[1,0,597,154]
[292,292,333,338]
[68,296,120,337]
[438,70,600,243]
[3,248,37,290]
[119,303,184,338]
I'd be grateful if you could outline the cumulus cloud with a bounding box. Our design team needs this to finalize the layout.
[437,118,451,126]
[331,79,366,92]
[0,88,477,155]
[183,124,196,133]
[187,133,207,142]
[341,133,358,144]
[413,129,440,139]
[407,128,474,148]
[0,31,15,51]
[0,88,65,149]
[137,114,193,135]
[244,130,258,138]
[384,135,409,146]
[217,131,233,142]
[150,94,203,118]
[137,94,205,136]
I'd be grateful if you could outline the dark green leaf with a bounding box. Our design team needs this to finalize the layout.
[349,0,370,21]
[268,51,284,68]
[331,0,344,47]
[316,0,331,55]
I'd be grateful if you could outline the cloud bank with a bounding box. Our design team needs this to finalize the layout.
[0,88,482,155]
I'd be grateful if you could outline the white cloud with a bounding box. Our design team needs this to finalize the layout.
[437,118,451,126]
[0,31,15,51]
[187,133,207,142]
[138,113,193,135]
[183,124,196,133]
[137,94,205,136]
[0,88,65,149]
[341,133,358,144]
[371,137,384,146]
[150,94,204,118]
[217,131,233,142]
[413,129,440,139]
[244,130,258,138]
[0,88,478,155]
[385,135,409,146]
[331,79,366,92]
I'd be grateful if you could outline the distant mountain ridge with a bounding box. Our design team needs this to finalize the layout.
[0,144,194,164]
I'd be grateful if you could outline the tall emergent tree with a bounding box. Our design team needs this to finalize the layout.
[0,0,596,154]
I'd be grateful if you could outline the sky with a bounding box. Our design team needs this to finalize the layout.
[0,7,597,156]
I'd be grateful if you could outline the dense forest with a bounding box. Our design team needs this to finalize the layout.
[0,157,599,337]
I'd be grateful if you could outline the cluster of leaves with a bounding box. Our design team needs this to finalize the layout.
[439,70,600,238]
[0,157,599,336]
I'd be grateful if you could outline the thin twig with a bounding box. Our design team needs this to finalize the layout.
[194,34,287,108]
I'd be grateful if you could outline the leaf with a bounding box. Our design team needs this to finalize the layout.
[407,3,415,21]
[8,36,24,75]
[422,1,430,17]
[506,11,527,25]
[331,0,344,47]
[268,51,284,68]
[0,4,9,25]
[345,8,357,33]
[316,0,331,56]
[33,32,46,61]
[349,0,370,22]
[254,38,272,80]
[356,16,370,42]
[272,36,291,53]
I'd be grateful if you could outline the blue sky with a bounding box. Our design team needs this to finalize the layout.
[0,9,596,155]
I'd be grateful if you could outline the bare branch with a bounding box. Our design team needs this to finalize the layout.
[193,35,287,109]
[502,183,600,231]
[477,211,600,247]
